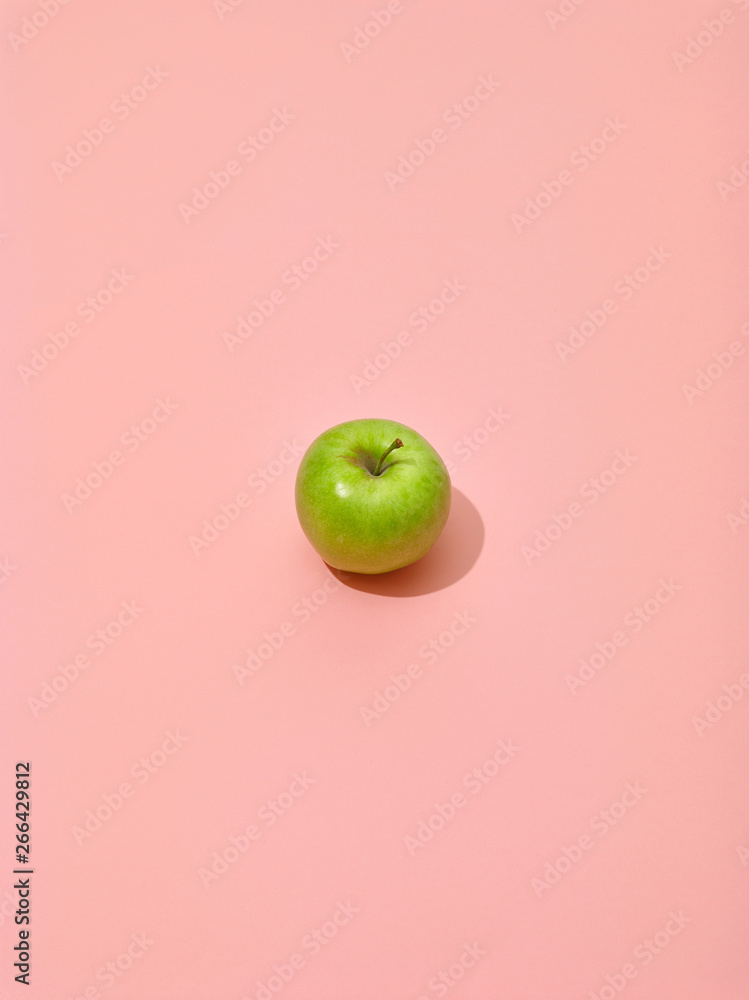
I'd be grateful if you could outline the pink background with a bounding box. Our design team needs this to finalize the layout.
[2,1,749,997]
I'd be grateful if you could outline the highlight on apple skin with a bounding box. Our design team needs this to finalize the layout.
[294,418,452,575]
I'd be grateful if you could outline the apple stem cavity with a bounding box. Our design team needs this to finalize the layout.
[374,438,403,476]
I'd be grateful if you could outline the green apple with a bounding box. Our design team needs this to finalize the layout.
[295,418,451,574]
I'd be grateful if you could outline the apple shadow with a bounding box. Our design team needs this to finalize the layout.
[326,488,484,597]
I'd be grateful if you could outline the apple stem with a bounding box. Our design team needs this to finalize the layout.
[374,438,403,476]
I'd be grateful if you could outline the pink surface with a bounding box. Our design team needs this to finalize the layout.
[2,1,749,997]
